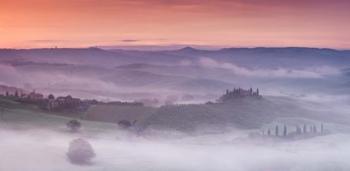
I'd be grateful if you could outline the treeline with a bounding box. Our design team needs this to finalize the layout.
[263,123,326,137]
[1,90,144,114]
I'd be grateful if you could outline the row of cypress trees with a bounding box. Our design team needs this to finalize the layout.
[264,123,324,136]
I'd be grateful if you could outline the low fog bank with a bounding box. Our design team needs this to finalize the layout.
[0,127,349,171]
[0,95,349,171]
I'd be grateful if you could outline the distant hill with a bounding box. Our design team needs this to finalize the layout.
[1,47,349,106]
[82,94,349,134]
[1,47,349,68]
[141,95,350,133]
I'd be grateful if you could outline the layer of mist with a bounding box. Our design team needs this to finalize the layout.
[0,47,349,170]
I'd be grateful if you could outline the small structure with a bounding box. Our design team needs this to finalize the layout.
[27,91,44,101]
[218,87,262,102]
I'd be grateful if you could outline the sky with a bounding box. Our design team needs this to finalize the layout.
[0,0,350,49]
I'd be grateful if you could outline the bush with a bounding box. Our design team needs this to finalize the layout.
[67,138,95,164]
[118,120,132,129]
[66,120,81,132]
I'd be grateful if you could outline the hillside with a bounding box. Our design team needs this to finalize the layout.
[0,96,117,133]
[82,94,350,134]
[84,103,156,126]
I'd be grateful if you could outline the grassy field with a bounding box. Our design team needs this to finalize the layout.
[0,96,119,135]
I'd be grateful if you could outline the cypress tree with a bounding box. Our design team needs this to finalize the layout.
[283,125,287,136]
[275,125,279,136]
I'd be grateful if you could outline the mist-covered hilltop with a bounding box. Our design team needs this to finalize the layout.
[3,85,349,135]
[0,47,349,105]
[1,47,350,134]
[1,47,349,133]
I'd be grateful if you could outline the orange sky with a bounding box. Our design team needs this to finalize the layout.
[0,0,349,49]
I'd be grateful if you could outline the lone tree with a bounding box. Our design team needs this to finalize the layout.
[66,120,81,132]
[48,94,55,100]
[283,125,287,136]
[275,125,279,136]
[67,138,95,164]
[118,120,132,129]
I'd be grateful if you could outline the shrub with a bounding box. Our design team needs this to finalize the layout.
[67,138,95,164]
[118,120,132,129]
[66,120,81,132]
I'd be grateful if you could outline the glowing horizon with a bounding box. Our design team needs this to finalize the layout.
[1,0,349,49]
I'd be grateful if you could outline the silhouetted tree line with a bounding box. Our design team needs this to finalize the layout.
[263,123,325,137]
[2,90,144,114]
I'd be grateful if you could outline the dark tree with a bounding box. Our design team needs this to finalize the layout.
[66,120,81,132]
[321,123,324,134]
[5,91,9,97]
[48,94,55,100]
[275,125,279,136]
[118,120,132,129]
[283,125,287,136]
[267,129,271,136]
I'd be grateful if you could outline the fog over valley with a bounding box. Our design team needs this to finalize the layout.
[0,47,350,170]
[1,47,349,104]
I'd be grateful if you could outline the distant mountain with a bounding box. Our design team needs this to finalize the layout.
[1,47,349,103]
[1,47,349,68]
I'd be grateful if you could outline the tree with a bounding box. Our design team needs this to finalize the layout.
[118,120,132,129]
[48,94,55,100]
[275,125,279,136]
[66,120,81,132]
[67,138,95,164]
[321,123,324,134]
[283,125,287,136]
[267,129,271,136]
